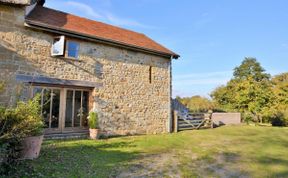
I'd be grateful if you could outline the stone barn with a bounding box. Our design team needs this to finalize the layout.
[0,0,179,137]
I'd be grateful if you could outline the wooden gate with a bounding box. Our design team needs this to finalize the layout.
[173,111,213,132]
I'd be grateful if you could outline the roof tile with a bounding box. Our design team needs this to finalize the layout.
[25,6,179,58]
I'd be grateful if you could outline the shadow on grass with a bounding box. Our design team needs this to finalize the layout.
[197,151,250,177]
[257,156,288,177]
[5,140,140,178]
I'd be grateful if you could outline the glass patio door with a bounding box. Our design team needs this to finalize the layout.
[64,90,89,131]
[33,87,62,133]
[32,87,90,133]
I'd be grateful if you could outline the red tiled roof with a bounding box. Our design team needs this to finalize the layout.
[25,6,179,58]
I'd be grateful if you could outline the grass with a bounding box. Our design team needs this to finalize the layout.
[6,125,288,177]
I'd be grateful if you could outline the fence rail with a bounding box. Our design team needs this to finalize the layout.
[173,111,213,132]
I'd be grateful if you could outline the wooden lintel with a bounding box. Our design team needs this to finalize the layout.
[16,74,102,89]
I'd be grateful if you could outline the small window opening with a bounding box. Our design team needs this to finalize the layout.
[149,66,152,83]
[66,41,80,59]
[51,36,65,56]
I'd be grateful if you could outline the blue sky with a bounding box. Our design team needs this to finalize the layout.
[45,0,288,97]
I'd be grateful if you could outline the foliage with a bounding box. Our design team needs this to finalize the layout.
[268,109,288,126]
[14,94,44,137]
[211,58,276,123]
[176,95,215,112]
[88,111,98,129]
[0,95,44,175]
[271,73,288,105]
[0,81,5,93]
[233,57,270,82]
[5,126,288,178]
[0,107,23,174]
[268,73,288,126]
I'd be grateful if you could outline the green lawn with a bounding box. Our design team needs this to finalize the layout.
[8,125,288,177]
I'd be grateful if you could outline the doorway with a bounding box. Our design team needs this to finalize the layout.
[31,86,90,134]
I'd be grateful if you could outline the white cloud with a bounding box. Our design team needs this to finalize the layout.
[173,71,232,80]
[64,1,154,29]
[172,71,233,97]
[173,78,229,86]
[172,69,288,97]
[104,12,155,29]
[66,1,102,19]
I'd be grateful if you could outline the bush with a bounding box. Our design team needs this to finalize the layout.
[88,112,98,129]
[270,111,288,127]
[243,113,254,124]
[0,107,22,174]
[0,95,44,175]
[14,94,44,137]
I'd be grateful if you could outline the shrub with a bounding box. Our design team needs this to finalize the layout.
[270,111,288,127]
[0,107,23,174]
[243,113,254,124]
[88,112,98,129]
[0,95,43,175]
[14,94,44,136]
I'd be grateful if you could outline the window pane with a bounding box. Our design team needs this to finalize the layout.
[33,87,44,124]
[42,88,51,128]
[74,91,82,127]
[52,36,65,56]
[33,87,42,97]
[82,91,89,127]
[65,90,73,127]
[51,89,60,128]
[67,41,79,58]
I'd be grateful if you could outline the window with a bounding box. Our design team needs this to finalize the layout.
[31,86,89,130]
[65,90,89,128]
[32,87,61,129]
[66,40,80,59]
[51,36,65,56]
[149,66,152,83]
[51,36,80,59]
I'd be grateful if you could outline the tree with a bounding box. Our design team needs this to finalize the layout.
[272,73,288,104]
[233,57,270,82]
[211,58,274,123]
[177,95,215,113]
[268,73,288,126]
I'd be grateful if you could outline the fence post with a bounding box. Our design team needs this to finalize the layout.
[204,112,213,128]
[173,110,178,132]
[210,113,214,128]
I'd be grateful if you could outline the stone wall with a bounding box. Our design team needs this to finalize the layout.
[0,4,172,135]
[0,0,30,5]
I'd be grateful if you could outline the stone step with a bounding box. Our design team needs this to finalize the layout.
[44,132,89,140]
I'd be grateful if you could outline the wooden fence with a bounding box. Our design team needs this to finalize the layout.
[173,111,213,132]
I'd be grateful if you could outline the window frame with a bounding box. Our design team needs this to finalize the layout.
[51,36,65,56]
[30,85,91,131]
[65,40,80,60]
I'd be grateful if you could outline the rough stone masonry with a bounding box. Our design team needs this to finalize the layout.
[0,3,173,135]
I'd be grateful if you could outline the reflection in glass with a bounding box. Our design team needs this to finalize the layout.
[65,90,73,127]
[82,91,89,127]
[33,87,90,130]
[42,88,51,128]
[74,91,82,127]
[67,41,79,58]
[51,89,60,128]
